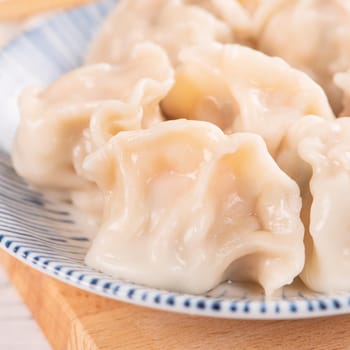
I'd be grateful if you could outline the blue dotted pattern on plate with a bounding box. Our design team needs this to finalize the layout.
[0,0,349,319]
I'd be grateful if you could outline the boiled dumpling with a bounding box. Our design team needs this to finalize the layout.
[185,0,255,44]
[12,43,173,190]
[161,43,334,156]
[334,71,350,116]
[83,119,304,294]
[86,0,233,65]
[277,116,350,292]
[12,43,173,218]
[256,0,350,114]
[238,0,262,13]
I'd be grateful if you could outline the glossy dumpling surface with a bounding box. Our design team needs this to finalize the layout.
[83,120,304,294]
[86,0,233,65]
[334,71,350,116]
[12,43,173,221]
[278,116,350,292]
[185,0,255,44]
[257,0,350,114]
[12,43,173,191]
[161,43,334,156]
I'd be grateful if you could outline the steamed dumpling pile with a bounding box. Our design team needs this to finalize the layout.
[11,0,350,295]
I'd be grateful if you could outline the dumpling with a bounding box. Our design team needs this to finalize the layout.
[334,71,350,116]
[277,116,350,292]
[161,43,334,156]
[256,0,350,114]
[238,0,262,13]
[12,43,173,190]
[12,43,173,217]
[185,0,255,44]
[86,0,233,65]
[82,119,304,295]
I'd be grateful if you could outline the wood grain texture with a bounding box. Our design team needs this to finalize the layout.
[1,249,350,350]
[0,267,50,350]
[0,0,95,20]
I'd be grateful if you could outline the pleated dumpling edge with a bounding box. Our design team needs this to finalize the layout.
[83,119,305,295]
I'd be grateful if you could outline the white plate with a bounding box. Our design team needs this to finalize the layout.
[0,0,349,320]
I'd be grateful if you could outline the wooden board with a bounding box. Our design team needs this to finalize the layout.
[0,0,95,20]
[1,250,350,350]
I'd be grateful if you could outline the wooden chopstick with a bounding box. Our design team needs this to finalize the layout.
[0,0,96,20]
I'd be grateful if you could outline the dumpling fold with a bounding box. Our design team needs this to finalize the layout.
[83,120,304,294]
[161,43,334,156]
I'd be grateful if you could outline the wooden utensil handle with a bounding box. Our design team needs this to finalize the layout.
[0,0,95,20]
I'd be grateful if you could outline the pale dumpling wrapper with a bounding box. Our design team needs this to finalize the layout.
[12,43,173,219]
[256,0,350,114]
[238,0,262,13]
[334,71,350,116]
[86,0,233,65]
[161,43,334,156]
[12,43,173,191]
[277,116,350,293]
[185,0,255,44]
[83,119,304,295]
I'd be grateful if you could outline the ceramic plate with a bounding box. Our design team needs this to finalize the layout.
[0,0,349,320]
